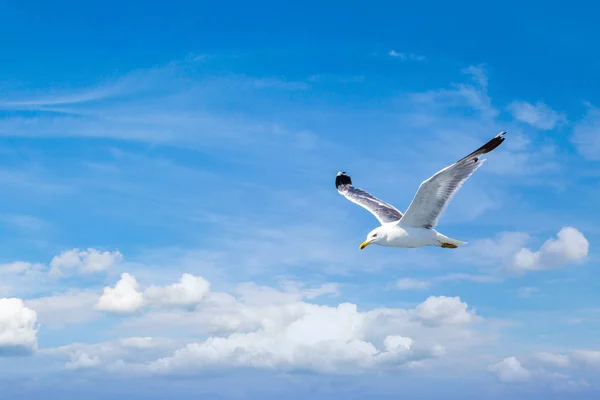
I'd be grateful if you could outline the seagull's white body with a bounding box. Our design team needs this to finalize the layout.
[374,224,462,249]
[336,131,506,250]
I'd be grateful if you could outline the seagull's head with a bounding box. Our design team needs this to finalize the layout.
[360,227,386,250]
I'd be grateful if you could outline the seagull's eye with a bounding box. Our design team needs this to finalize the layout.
[372,234,378,238]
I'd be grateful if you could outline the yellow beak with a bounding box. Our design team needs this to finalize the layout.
[359,240,372,250]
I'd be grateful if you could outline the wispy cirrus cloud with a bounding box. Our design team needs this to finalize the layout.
[395,278,431,290]
[507,100,566,130]
[388,50,426,61]
[0,214,51,236]
[410,63,497,120]
[572,103,600,160]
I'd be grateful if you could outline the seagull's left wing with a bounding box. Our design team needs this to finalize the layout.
[399,131,506,229]
[336,172,403,225]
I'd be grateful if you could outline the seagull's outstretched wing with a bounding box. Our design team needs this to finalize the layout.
[399,131,506,229]
[336,171,403,225]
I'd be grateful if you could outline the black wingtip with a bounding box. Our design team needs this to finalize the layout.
[335,171,352,189]
[483,130,506,153]
[458,131,506,163]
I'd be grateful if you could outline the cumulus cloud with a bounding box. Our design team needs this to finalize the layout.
[110,288,480,375]
[511,227,589,273]
[0,249,122,298]
[95,273,211,313]
[507,101,566,130]
[395,278,430,290]
[44,337,176,371]
[488,357,531,382]
[119,337,162,349]
[95,273,144,313]
[144,273,210,307]
[143,301,450,375]
[0,298,38,356]
[415,296,475,326]
[49,248,123,277]
[40,268,494,377]
[462,231,531,267]
[65,352,101,370]
[489,352,596,391]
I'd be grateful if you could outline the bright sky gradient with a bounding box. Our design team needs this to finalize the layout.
[1,1,600,399]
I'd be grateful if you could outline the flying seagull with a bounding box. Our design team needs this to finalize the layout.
[336,131,506,250]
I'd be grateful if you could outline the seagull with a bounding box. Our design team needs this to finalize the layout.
[336,131,506,250]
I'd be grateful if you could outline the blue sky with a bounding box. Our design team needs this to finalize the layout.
[1,1,600,398]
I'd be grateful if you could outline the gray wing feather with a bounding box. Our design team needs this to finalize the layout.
[399,131,506,229]
[335,172,403,225]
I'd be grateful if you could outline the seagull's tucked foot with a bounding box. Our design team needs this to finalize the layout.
[434,233,466,248]
[440,242,458,249]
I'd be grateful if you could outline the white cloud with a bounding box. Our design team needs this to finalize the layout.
[412,64,497,119]
[571,350,600,367]
[388,50,425,61]
[276,281,339,300]
[25,290,99,327]
[507,101,566,130]
[535,352,570,368]
[0,61,323,155]
[572,104,600,160]
[415,296,475,326]
[0,298,38,355]
[489,351,597,391]
[517,286,540,298]
[65,352,101,370]
[95,272,212,313]
[511,227,589,273]
[142,299,453,375]
[0,214,49,231]
[119,337,162,349]
[435,273,501,283]
[383,335,413,352]
[95,273,144,314]
[49,248,123,277]
[488,356,531,382]
[0,249,122,297]
[144,273,210,307]
[0,261,40,274]
[395,278,430,290]
[0,262,48,297]
[44,337,177,371]
[108,280,483,376]
[462,64,488,90]
[465,228,589,275]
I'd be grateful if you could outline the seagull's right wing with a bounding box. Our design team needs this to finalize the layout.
[335,172,403,225]
[399,131,506,229]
